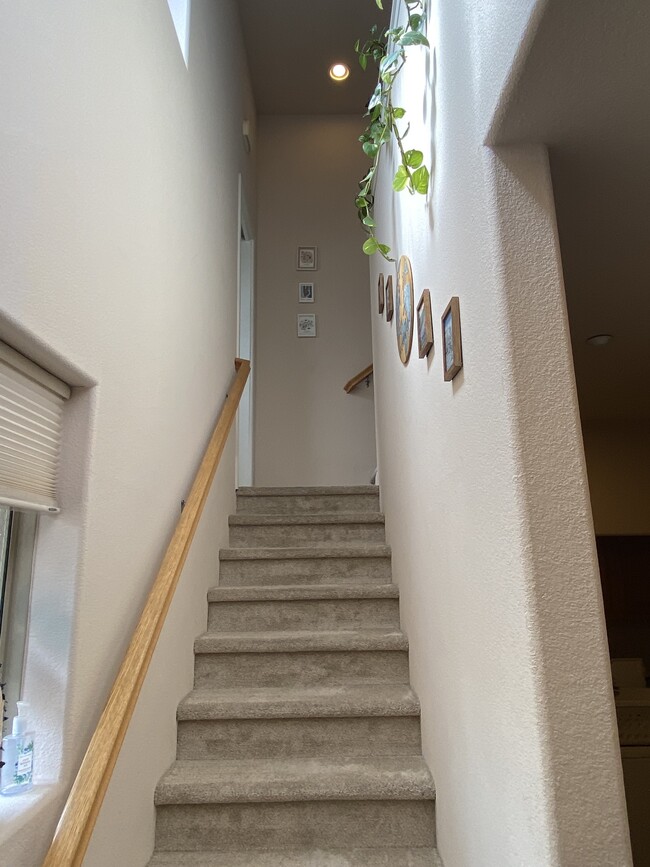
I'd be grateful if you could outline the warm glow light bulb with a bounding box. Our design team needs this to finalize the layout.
[329,63,350,82]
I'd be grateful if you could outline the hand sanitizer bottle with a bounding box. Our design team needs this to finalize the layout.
[1,701,35,795]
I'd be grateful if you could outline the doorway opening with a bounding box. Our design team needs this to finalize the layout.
[237,175,255,487]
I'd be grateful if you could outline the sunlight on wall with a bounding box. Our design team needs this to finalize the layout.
[166,0,191,66]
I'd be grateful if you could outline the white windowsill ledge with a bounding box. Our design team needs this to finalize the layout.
[0,782,63,848]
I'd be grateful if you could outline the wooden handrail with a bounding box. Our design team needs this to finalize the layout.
[43,358,251,867]
[343,364,373,394]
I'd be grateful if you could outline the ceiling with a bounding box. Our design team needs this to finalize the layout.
[237,0,650,421]
[492,0,650,422]
[235,0,390,114]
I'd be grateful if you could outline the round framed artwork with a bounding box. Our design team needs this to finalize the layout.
[396,255,414,365]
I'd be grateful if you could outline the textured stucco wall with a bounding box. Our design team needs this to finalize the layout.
[369,0,631,864]
[0,2,255,864]
[254,116,377,486]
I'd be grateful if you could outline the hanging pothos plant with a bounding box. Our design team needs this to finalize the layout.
[355,0,430,260]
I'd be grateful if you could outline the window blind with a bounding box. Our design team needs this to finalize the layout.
[0,342,71,513]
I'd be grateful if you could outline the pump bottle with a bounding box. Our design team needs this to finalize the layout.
[1,701,35,795]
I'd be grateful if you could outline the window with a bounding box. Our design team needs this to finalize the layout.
[0,342,69,721]
[166,0,191,66]
[0,508,37,714]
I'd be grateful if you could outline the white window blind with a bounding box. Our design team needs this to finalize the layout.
[0,342,71,513]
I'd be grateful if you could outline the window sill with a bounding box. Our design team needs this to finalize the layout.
[0,782,63,848]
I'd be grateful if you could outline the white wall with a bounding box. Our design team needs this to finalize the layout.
[254,116,376,486]
[0,1,255,864]
[369,1,631,865]
[583,420,650,535]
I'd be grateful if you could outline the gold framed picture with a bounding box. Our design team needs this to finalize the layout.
[396,255,414,365]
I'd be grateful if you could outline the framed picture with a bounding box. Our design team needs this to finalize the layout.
[385,275,394,322]
[298,282,314,303]
[297,246,318,271]
[297,313,317,337]
[441,296,463,380]
[416,289,434,358]
[377,274,385,314]
[396,255,414,365]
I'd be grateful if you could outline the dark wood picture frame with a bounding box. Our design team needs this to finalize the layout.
[378,274,385,314]
[416,289,434,357]
[441,296,463,380]
[385,275,394,322]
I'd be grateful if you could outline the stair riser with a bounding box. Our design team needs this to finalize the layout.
[229,523,385,548]
[177,716,421,760]
[148,849,440,867]
[219,557,392,586]
[155,800,435,852]
[236,494,380,515]
[207,598,400,632]
[194,650,409,689]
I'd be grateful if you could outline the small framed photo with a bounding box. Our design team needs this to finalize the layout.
[385,275,394,322]
[297,313,317,338]
[299,282,315,303]
[441,296,463,380]
[297,246,318,271]
[378,274,385,314]
[416,289,434,358]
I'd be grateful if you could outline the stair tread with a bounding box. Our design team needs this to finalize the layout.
[229,513,384,527]
[237,486,379,497]
[178,684,420,720]
[220,545,391,561]
[207,584,398,602]
[155,756,435,804]
[194,628,408,654]
[149,848,440,866]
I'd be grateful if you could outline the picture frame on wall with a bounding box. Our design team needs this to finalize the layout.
[297,246,318,271]
[385,275,394,322]
[378,274,385,314]
[441,296,463,380]
[298,282,315,303]
[297,313,317,337]
[416,289,434,358]
[396,256,415,365]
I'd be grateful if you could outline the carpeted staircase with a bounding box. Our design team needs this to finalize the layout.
[148,486,440,866]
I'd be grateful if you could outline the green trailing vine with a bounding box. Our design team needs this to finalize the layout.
[355,0,430,260]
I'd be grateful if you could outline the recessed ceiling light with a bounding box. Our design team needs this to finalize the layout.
[329,63,350,82]
[586,334,613,346]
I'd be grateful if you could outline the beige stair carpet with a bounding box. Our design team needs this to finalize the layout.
[149,486,440,867]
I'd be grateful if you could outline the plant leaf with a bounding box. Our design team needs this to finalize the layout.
[393,107,406,119]
[375,0,383,8]
[359,53,368,71]
[393,165,409,192]
[404,149,423,168]
[400,31,430,47]
[363,237,379,255]
[363,141,379,157]
[412,165,430,194]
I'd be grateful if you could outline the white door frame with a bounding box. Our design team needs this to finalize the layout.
[236,175,255,487]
